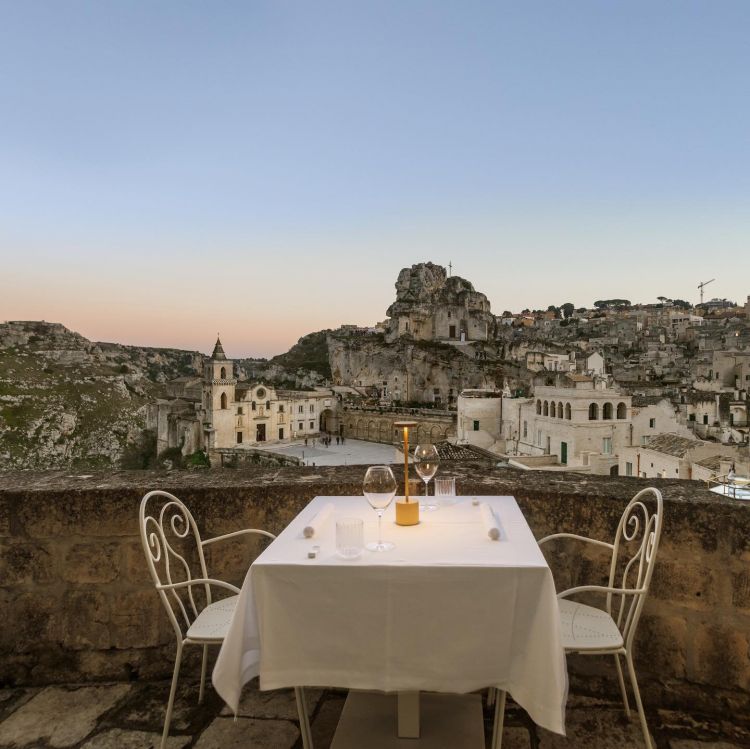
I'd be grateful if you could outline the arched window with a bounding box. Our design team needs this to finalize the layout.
[603,402,613,420]
[220,392,228,409]
[536,399,542,415]
[266,400,271,410]
[558,401,564,419]
[617,402,627,419]
[565,403,571,420]
[220,366,226,380]
[550,402,556,418]
[589,403,599,420]
[543,401,549,416]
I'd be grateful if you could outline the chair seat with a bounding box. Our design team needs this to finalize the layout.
[558,598,624,651]
[186,595,238,642]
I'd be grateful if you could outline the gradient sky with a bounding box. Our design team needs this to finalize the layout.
[1,1,748,358]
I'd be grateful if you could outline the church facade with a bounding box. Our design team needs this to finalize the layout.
[150,337,340,457]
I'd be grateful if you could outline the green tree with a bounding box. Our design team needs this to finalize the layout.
[561,302,575,319]
[594,299,631,310]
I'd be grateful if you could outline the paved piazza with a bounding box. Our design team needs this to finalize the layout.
[269,438,405,467]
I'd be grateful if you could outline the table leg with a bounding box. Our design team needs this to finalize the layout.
[491,689,507,749]
[397,691,420,738]
[295,687,313,748]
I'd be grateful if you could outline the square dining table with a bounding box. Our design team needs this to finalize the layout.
[213,494,567,746]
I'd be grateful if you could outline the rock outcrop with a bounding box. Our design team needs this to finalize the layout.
[385,262,496,343]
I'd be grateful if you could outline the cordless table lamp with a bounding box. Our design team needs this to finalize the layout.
[393,420,419,526]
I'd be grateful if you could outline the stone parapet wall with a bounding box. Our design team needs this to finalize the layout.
[340,410,455,444]
[0,467,748,720]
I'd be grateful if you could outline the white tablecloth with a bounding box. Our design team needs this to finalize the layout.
[213,495,568,734]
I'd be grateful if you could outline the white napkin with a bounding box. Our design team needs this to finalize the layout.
[480,502,501,541]
[303,503,334,538]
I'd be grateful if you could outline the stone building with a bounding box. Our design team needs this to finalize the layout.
[510,374,632,473]
[385,262,495,343]
[456,389,506,451]
[619,433,736,480]
[151,338,340,456]
[503,374,702,475]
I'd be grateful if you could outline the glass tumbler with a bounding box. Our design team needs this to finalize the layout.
[336,517,364,559]
[434,476,457,506]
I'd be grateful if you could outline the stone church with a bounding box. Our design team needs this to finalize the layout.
[150,337,339,457]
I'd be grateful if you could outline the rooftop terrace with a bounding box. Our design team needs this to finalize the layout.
[1,465,749,747]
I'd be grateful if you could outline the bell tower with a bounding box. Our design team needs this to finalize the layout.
[203,335,237,449]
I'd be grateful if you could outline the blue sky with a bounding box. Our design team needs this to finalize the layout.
[1,1,748,356]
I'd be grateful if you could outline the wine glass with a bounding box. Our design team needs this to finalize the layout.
[414,444,439,511]
[363,465,397,551]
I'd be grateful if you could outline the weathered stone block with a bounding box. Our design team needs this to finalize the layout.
[204,537,266,587]
[0,591,56,653]
[16,492,138,538]
[63,543,120,584]
[635,613,688,680]
[76,645,177,683]
[0,500,10,537]
[731,570,750,610]
[693,623,750,691]
[110,590,163,649]
[60,590,110,650]
[0,541,56,584]
[651,560,719,609]
[122,538,149,584]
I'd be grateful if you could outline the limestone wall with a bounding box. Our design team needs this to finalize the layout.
[340,408,455,444]
[0,467,748,718]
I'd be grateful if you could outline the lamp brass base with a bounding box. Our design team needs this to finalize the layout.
[395,499,420,526]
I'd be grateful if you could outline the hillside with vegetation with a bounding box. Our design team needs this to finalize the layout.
[0,321,203,470]
[267,330,332,380]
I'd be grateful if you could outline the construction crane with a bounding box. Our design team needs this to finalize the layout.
[698,278,715,305]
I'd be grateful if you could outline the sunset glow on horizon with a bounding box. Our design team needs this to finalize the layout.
[2,1,748,357]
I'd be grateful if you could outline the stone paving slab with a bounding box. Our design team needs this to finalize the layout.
[491,726,533,749]
[80,728,191,748]
[0,689,38,723]
[657,710,750,748]
[0,681,748,748]
[310,694,346,748]
[193,717,299,749]
[669,743,749,749]
[536,707,654,749]
[218,679,323,720]
[0,684,130,748]
[108,680,219,733]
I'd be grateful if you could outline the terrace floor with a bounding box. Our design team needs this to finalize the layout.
[0,678,748,749]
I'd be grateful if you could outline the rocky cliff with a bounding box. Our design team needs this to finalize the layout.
[0,322,203,470]
[327,332,499,402]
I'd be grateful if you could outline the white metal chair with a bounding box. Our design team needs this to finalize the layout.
[489,487,663,749]
[139,490,314,749]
